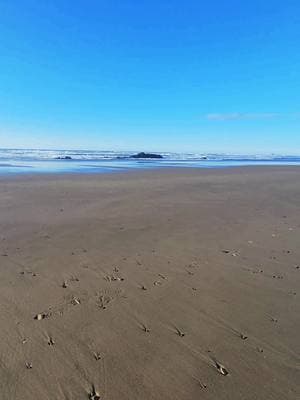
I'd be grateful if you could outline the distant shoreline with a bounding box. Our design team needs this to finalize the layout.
[1,151,300,175]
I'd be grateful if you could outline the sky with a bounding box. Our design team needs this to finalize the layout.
[0,0,299,154]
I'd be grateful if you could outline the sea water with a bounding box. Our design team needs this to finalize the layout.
[0,148,300,174]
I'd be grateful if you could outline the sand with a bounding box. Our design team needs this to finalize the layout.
[0,167,299,399]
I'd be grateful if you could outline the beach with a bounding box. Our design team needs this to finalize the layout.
[0,166,299,399]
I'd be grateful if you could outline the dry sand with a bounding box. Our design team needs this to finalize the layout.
[0,167,299,399]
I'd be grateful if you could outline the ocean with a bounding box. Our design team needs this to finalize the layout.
[1,148,300,174]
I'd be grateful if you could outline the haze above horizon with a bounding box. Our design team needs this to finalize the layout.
[0,1,299,154]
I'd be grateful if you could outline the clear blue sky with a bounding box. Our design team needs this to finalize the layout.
[0,0,299,153]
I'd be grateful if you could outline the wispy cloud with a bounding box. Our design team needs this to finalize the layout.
[205,112,280,121]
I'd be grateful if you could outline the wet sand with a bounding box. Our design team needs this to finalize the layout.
[0,167,299,399]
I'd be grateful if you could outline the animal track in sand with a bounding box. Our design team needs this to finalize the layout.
[34,311,51,321]
[48,337,55,346]
[141,323,150,333]
[175,327,185,337]
[158,273,167,280]
[186,270,194,275]
[19,269,37,277]
[215,361,229,376]
[96,288,126,310]
[257,347,264,353]
[104,274,124,282]
[97,294,112,310]
[89,385,101,400]
[221,249,240,257]
[272,275,284,279]
[70,296,81,306]
[93,352,102,361]
[70,275,80,282]
[196,379,207,389]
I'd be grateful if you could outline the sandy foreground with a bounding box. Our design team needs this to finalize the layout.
[0,167,299,400]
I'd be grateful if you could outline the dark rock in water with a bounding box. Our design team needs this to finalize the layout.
[130,152,163,159]
[55,156,72,160]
